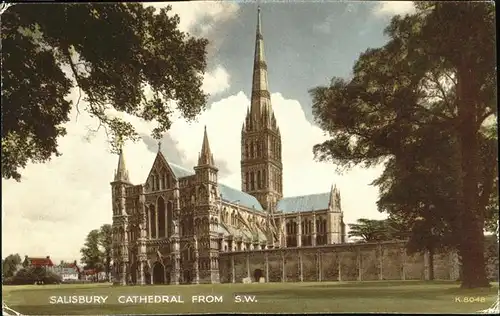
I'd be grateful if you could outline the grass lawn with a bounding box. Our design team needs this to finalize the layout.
[2,280,498,314]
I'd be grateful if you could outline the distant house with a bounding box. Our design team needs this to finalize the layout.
[23,255,54,268]
[82,269,107,282]
[52,261,80,281]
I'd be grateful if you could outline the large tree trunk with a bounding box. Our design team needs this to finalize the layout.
[456,63,490,288]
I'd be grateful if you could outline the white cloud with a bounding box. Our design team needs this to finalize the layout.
[145,1,239,35]
[202,66,230,96]
[372,2,416,17]
[167,91,386,229]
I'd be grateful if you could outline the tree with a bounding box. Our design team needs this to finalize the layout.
[2,3,209,181]
[99,224,112,281]
[2,254,22,278]
[309,2,495,288]
[4,266,62,285]
[80,224,113,281]
[347,218,389,242]
[80,229,104,279]
[347,217,410,242]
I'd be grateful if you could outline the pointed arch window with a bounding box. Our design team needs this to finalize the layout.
[250,141,255,158]
[149,205,156,238]
[257,170,261,189]
[159,173,165,190]
[145,208,150,238]
[166,174,171,189]
[250,171,255,191]
[158,197,166,237]
[166,201,173,237]
[155,174,160,191]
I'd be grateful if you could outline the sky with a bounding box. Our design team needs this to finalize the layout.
[2,1,417,263]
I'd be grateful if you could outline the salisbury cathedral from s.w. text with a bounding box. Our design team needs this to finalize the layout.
[111,8,346,285]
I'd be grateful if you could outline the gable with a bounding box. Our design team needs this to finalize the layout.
[144,152,185,190]
[276,192,330,213]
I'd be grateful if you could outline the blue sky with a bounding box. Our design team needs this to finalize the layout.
[203,1,396,123]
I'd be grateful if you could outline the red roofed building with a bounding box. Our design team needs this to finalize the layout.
[23,255,54,268]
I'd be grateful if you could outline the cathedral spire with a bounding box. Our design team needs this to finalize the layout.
[114,145,130,182]
[240,6,283,211]
[251,6,272,120]
[198,126,215,166]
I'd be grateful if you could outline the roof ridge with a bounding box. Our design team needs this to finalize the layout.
[280,192,330,200]
[167,161,193,172]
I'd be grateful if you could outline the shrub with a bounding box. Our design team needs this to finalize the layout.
[8,267,62,285]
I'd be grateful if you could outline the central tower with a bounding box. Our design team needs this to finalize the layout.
[241,7,283,212]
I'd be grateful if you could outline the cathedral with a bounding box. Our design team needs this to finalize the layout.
[111,8,346,286]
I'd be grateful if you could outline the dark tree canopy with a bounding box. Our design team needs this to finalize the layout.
[80,229,104,274]
[347,218,389,242]
[347,217,410,243]
[2,253,22,278]
[80,224,113,278]
[99,224,112,280]
[2,3,209,181]
[80,224,113,280]
[310,2,496,288]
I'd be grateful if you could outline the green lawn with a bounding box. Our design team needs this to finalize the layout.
[3,280,498,314]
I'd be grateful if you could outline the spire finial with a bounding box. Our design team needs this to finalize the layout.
[257,5,262,36]
[158,141,162,152]
[198,126,215,166]
[114,144,130,183]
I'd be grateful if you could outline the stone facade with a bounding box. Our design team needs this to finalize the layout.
[110,8,347,286]
[110,7,466,287]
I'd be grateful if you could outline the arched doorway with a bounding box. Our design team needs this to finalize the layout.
[254,268,263,282]
[153,262,165,284]
[165,264,172,285]
[183,270,192,284]
[131,263,137,284]
[145,271,151,285]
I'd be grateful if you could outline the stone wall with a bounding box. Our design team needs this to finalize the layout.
[219,240,460,283]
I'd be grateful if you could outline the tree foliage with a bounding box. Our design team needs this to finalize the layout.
[99,224,112,280]
[80,229,104,274]
[80,224,113,280]
[3,266,62,285]
[347,218,389,242]
[2,3,209,181]
[310,2,496,288]
[347,217,410,242]
[2,253,22,278]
